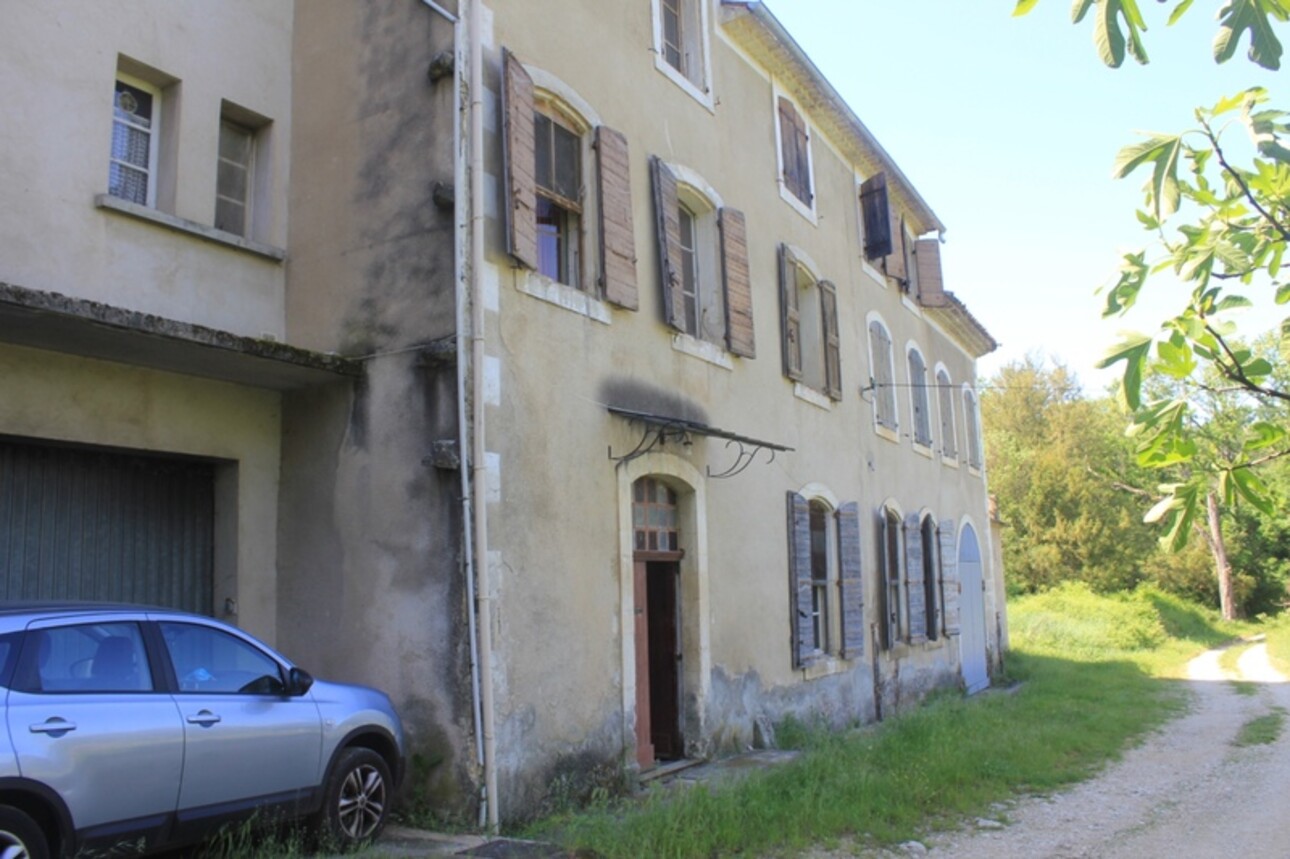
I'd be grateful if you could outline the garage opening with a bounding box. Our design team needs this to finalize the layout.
[0,437,214,614]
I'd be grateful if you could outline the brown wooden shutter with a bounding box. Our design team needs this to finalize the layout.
[819,279,841,400]
[938,519,961,636]
[837,501,865,659]
[596,126,638,309]
[777,97,798,197]
[915,237,944,304]
[650,156,685,330]
[886,214,907,284]
[859,173,891,260]
[786,491,814,668]
[904,512,927,644]
[502,49,537,270]
[778,244,802,381]
[720,207,755,358]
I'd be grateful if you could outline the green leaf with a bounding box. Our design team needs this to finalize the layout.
[1112,135,1183,219]
[1095,0,1130,66]
[1096,332,1153,408]
[1167,0,1196,26]
[1242,356,1273,378]
[1214,294,1254,312]
[1072,0,1096,23]
[1276,284,1290,305]
[1147,482,1201,552]
[1014,0,1041,15]
[1215,0,1284,69]
[1102,251,1149,316]
[1210,91,1253,118]
[1230,466,1275,515]
[1245,421,1287,451]
[1155,337,1196,378]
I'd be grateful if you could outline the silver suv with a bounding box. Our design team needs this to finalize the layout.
[0,603,405,858]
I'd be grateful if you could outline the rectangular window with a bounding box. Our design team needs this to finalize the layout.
[654,0,709,98]
[110,77,159,206]
[215,120,253,236]
[534,112,583,288]
[678,204,699,336]
[777,96,812,208]
[909,349,933,447]
[662,0,684,73]
[809,501,830,653]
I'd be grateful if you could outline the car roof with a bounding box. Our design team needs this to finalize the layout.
[0,601,204,620]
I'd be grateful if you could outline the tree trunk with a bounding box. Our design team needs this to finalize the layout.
[1207,491,1238,621]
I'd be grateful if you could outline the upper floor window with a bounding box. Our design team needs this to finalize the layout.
[534,108,584,287]
[776,96,814,212]
[651,158,755,356]
[503,50,639,310]
[868,317,898,432]
[779,245,839,400]
[935,366,958,461]
[963,387,984,471]
[653,0,712,103]
[110,76,160,207]
[908,346,933,448]
[215,120,253,236]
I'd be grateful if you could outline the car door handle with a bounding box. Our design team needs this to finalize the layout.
[29,718,76,735]
[186,710,221,727]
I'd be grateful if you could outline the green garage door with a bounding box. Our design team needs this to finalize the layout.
[0,438,214,614]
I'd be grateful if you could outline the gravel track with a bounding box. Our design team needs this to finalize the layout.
[803,642,1290,859]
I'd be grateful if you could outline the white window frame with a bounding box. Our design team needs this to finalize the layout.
[866,313,899,442]
[651,0,714,109]
[934,364,959,466]
[109,73,161,208]
[215,119,254,237]
[906,344,933,453]
[773,85,816,224]
[963,385,984,472]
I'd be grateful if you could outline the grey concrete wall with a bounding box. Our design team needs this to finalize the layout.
[281,0,471,813]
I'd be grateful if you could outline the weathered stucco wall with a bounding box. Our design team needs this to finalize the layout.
[472,1,1001,816]
[0,1,293,337]
[0,343,283,641]
[281,0,471,811]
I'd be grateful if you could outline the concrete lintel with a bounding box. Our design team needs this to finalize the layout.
[0,281,362,391]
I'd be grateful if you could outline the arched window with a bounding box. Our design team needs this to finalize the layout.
[936,366,957,461]
[868,317,897,432]
[907,346,932,448]
[963,387,983,470]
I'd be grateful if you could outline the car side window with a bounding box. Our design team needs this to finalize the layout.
[15,623,153,693]
[160,622,286,695]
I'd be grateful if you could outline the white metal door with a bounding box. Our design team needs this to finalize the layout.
[958,525,989,694]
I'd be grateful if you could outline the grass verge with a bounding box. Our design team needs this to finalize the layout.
[1233,707,1287,747]
[523,585,1234,858]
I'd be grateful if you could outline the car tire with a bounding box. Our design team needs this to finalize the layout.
[0,806,49,859]
[312,747,392,852]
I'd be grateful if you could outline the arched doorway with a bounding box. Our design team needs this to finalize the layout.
[632,477,684,766]
[958,523,989,694]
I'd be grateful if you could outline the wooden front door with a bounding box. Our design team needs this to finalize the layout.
[632,478,684,768]
[646,561,683,760]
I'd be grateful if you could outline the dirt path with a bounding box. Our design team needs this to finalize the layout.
[885,642,1290,858]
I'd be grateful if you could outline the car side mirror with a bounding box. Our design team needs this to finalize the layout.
[288,667,314,697]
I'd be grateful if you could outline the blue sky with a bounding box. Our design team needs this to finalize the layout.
[768,1,1284,390]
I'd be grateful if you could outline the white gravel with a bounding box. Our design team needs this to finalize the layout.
[800,642,1290,859]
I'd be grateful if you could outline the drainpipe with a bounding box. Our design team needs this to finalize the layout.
[466,0,501,833]
[419,0,494,833]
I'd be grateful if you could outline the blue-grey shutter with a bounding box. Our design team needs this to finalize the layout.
[939,519,961,636]
[820,280,842,401]
[650,156,685,330]
[904,512,927,644]
[786,491,813,667]
[859,172,892,260]
[837,502,864,658]
[779,244,803,381]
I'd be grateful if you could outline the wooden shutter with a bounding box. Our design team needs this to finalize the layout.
[502,49,537,270]
[939,519,961,636]
[887,214,907,284]
[778,244,802,381]
[904,512,927,644]
[837,502,865,659]
[915,237,944,304]
[786,491,814,668]
[650,156,685,330]
[859,172,891,260]
[819,279,841,400]
[596,126,638,309]
[720,207,755,358]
